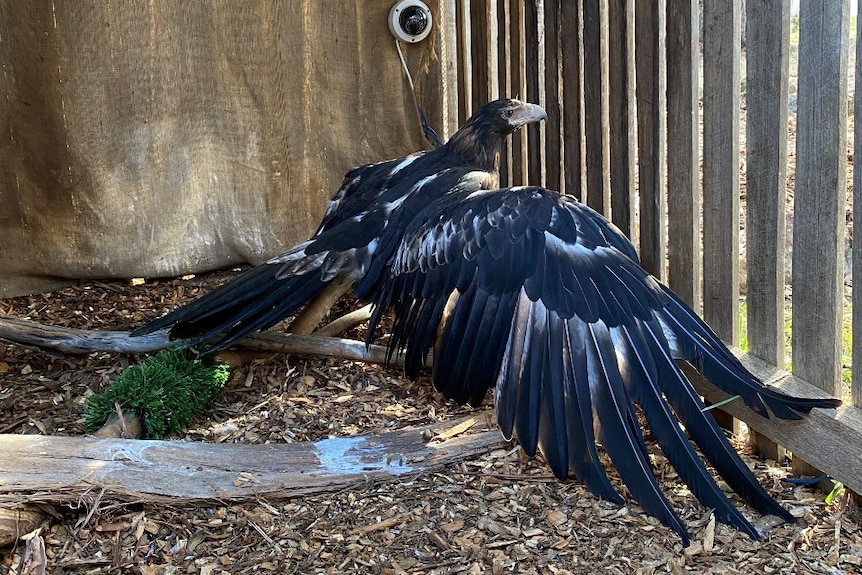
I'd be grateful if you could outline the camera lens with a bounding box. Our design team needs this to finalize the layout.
[400,6,428,36]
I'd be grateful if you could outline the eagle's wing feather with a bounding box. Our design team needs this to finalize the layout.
[373,186,838,543]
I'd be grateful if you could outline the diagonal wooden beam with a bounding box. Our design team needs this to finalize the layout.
[686,351,862,496]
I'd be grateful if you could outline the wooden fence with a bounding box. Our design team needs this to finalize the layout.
[422,0,859,485]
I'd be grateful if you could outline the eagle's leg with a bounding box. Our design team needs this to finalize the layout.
[314,304,373,337]
[286,276,353,335]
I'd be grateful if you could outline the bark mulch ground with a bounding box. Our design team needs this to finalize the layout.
[1,272,860,574]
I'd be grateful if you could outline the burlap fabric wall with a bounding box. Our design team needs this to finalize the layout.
[0,1,432,296]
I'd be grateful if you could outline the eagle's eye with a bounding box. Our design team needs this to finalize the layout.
[504,109,515,118]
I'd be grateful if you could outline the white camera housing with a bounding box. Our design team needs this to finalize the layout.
[388,0,433,43]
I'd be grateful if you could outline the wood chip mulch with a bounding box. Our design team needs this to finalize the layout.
[1,271,860,574]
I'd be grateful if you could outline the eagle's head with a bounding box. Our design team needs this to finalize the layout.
[445,99,547,171]
[477,98,548,135]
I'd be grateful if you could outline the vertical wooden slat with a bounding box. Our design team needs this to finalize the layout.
[583,0,607,213]
[470,0,488,109]
[854,2,862,409]
[510,0,528,185]
[701,0,740,345]
[745,1,789,369]
[665,0,700,310]
[744,0,791,462]
[498,0,511,186]
[599,0,611,214]
[441,0,460,138]
[524,0,543,185]
[544,0,562,191]
[607,0,635,237]
[560,0,582,199]
[456,0,472,124]
[411,0,447,144]
[486,0,499,101]
[792,0,850,398]
[470,0,499,106]
[634,0,666,280]
[583,0,608,214]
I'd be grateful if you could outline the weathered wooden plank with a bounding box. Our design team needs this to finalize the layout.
[0,415,506,505]
[560,0,582,199]
[607,0,635,237]
[442,0,461,138]
[745,0,789,370]
[583,0,608,214]
[509,0,528,185]
[524,0,543,186]
[686,349,861,496]
[485,0,500,101]
[543,0,562,192]
[742,0,791,461]
[438,0,459,139]
[701,0,741,345]
[498,0,511,186]
[792,0,850,398]
[665,0,700,311]
[470,0,499,106]
[634,0,666,280]
[854,2,862,409]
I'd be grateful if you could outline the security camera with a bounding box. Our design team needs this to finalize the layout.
[389,0,433,43]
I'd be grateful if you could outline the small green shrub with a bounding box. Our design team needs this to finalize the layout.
[84,348,230,439]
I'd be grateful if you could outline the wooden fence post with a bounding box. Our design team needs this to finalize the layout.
[792,0,851,479]
[666,0,701,311]
[743,0,791,462]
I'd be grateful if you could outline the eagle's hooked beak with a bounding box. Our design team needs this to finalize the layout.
[509,102,547,128]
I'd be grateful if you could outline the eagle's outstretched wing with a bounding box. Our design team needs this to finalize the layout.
[371,185,839,544]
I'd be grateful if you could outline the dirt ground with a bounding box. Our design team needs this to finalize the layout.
[1,273,861,575]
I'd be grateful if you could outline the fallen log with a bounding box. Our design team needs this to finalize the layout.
[0,315,392,364]
[0,315,170,354]
[0,414,505,506]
